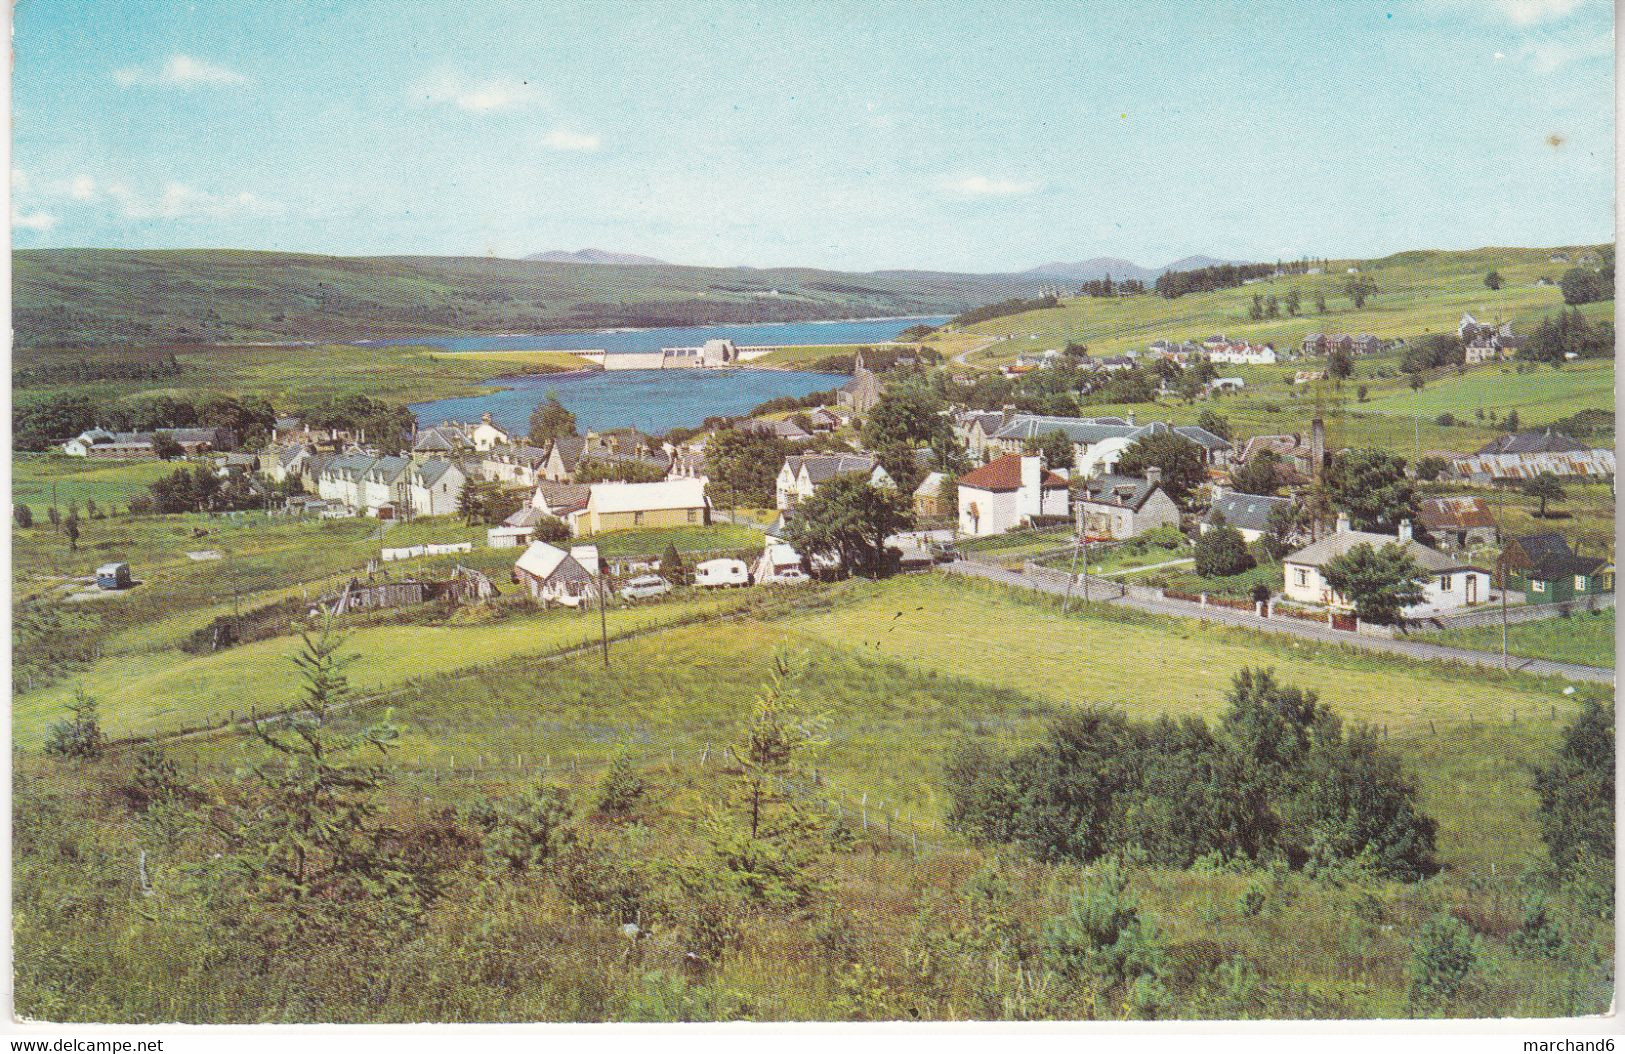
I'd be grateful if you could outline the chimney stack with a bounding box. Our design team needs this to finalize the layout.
[1145,466,1163,489]
[1336,512,1350,534]
[1018,455,1043,519]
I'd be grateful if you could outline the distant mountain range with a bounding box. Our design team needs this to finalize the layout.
[524,248,671,266]
[524,248,1250,284]
[1022,255,1246,283]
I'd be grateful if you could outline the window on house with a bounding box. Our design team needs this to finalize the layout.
[1575,575,1586,591]
[634,511,644,525]
[1439,575,1452,591]
[1531,580,1546,593]
[1294,568,1308,587]
[687,508,697,523]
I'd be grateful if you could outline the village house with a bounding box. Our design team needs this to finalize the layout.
[411,422,472,458]
[1147,339,1201,363]
[836,352,884,415]
[317,453,413,516]
[570,478,710,536]
[1075,469,1181,541]
[1300,333,1379,357]
[529,480,592,521]
[775,453,893,510]
[957,410,1011,463]
[955,453,1069,537]
[738,417,813,442]
[912,471,950,519]
[1205,341,1278,366]
[1282,515,1492,615]
[807,406,845,433]
[1201,489,1296,545]
[985,414,1231,478]
[260,442,319,484]
[1294,370,1328,385]
[407,459,468,518]
[1236,434,1317,483]
[481,444,552,488]
[1498,533,1610,605]
[514,541,602,606]
[63,426,234,459]
[542,435,587,481]
[272,417,354,448]
[1416,496,1499,551]
[469,413,512,451]
[666,448,710,481]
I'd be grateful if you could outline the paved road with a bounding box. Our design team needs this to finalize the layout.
[945,560,1615,684]
[950,337,1003,366]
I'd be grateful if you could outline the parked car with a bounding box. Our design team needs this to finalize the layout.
[694,557,751,588]
[619,574,673,601]
[760,566,811,585]
[96,562,133,590]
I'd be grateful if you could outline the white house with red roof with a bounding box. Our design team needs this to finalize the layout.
[955,454,1069,537]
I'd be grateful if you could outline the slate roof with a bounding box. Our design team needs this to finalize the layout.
[1204,492,1292,533]
[1077,474,1162,512]
[740,418,811,440]
[957,454,1068,494]
[531,481,591,514]
[412,459,461,487]
[1285,528,1479,573]
[1508,533,1604,580]
[786,453,881,484]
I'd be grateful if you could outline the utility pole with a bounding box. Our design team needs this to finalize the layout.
[1062,503,1081,613]
[1500,565,1509,670]
[596,563,611,669]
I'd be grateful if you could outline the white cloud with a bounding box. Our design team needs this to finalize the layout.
[416,72,545,113]
[1494,0,1585,25]
[114,53,249,88]
[939,174,1041,198]
[541,128,601,151]
[72,179,283,220]
[12,209,58,231]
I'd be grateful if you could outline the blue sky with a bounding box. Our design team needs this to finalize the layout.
[9,0,1615,271]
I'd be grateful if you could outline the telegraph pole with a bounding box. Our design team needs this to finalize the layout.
[1500,566,1509,670]
[1063,502,1081,613]
[596,564,611,669]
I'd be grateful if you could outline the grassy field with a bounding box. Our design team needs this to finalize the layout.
[935,246,1612,367]
[154,570,1593,884]
[15,570,1612,1022]
[12,454,181,509]
[1425,607,1615,669]
[1359,359,1613,421]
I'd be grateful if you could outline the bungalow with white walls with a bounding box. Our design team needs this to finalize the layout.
[1281,515,1492,616]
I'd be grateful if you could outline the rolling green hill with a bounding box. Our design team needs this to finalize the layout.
[12,248,1050,348]
[932,245,1612,366]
